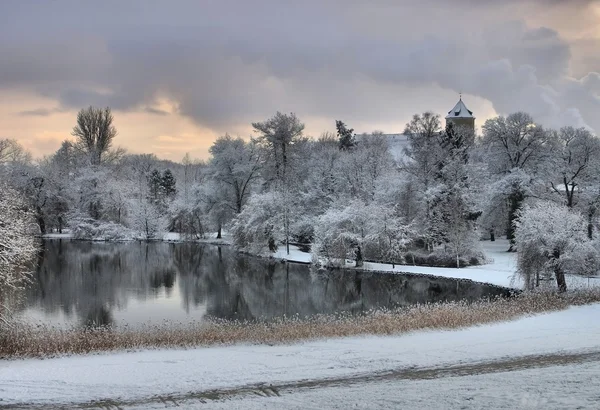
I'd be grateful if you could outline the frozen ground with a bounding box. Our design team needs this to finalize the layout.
[1,303,599,408]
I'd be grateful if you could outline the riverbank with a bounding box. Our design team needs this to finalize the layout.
[2,289,600,359]
[1,299,599,408]
[42,233,600,290]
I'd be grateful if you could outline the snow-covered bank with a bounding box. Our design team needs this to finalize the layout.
[277,239,600,290]
[40,234,600,289]
[1,303,599,407]
[40,231,234,245]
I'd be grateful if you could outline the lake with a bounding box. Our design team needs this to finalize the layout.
[19,240,512,328]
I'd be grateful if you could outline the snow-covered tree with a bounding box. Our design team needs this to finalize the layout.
[549,126,600,208]
[0,183,39,327]
[515,201,598,291]
[481,112,554,248]
[314,201,412,267]
[336,120,356,151]
[252,111,305,186]
[161,169,177,199]
[230,191,286,254]
[0,183,39,290]
[148,169,163,203]
[253,112,305,254]
[208,134,261,214]
[127,199,168,240]
[402,112,444,191]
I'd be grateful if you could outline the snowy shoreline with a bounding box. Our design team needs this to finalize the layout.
[40,234,600,290]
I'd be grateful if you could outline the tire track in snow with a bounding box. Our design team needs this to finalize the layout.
[4,350,600,409]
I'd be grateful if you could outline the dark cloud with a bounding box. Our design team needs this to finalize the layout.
[18,108,55,117]
[1,0,599,134]
[143,107,170,116]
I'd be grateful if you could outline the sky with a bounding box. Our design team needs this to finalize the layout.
[1,0,599,161]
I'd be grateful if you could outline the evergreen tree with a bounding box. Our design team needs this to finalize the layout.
[336,120,356,151]
[148,169,162,202]
[161,169,177,199]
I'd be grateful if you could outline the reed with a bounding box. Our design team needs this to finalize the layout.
[2,289,599,359]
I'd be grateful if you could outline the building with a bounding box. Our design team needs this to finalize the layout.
[380,97,476,161]
[445,95,475,133]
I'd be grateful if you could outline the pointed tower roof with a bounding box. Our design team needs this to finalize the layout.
[446,96,475,119]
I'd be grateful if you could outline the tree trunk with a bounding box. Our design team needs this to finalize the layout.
[36,206,46,234]
[507,190,524,251]
[553,249,567,292]
[217,224,222,239]
[555,267,567,292]
[355,245,363,268]
[588,208,595,240]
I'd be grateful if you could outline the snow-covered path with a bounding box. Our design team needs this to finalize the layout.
[164,358,600,410]
[1,303,599,408]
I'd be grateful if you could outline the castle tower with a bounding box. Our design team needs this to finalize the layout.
[445,95,475,133]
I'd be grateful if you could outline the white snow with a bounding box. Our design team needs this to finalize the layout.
[273,238,600,289]
[445,97,475,119]
[362,239,520,287]
[40,232,74,239]
[1,303,599,407]
[272,245,313,264]
[181,361,600,410]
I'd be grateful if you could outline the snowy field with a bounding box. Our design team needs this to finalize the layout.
[1,303,599,408]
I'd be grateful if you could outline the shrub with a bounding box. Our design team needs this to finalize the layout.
[403,250,484,268]
[71,218,133,241]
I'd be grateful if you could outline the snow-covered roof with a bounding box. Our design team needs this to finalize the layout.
[446,98,475,119]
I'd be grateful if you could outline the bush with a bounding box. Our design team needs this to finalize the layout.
[403,250,484,268]
[71,218,134,241]
[290,219,314,245]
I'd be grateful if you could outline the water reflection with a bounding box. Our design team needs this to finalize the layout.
[21,240,511,328]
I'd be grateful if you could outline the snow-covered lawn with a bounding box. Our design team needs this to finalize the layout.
[272,244,313,263]
[276,239,600,290]
[40,232,73,239]
[1,303,599,407]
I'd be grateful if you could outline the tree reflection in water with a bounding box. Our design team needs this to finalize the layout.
[22,240,512,328]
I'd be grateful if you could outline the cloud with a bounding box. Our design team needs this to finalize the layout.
[143,107,169,116]
[18,108,55,117]
[0,0,599,140]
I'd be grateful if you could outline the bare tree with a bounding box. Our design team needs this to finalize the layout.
[71,106,118,165]
[0,139,31,164]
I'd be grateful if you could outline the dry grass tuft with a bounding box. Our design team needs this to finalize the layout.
[2,289,600,359]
